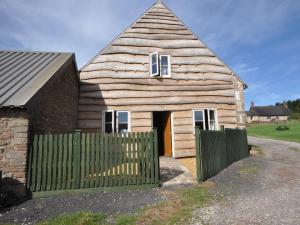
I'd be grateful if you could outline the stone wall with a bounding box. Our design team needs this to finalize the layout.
[234,77,246,128]
[0,109,29,197]
[26,60,79,134]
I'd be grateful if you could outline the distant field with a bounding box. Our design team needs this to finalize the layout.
[247,120,300,143]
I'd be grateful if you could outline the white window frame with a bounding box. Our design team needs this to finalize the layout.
[193,109,219,133]
[150,52,159,77]
[102,110,131,133]
[116,111,131,133]
[193,109,206,133]
[159,54,171,78]
[102,110,115,133]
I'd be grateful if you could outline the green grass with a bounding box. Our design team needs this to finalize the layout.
[247,120,300,143]
[37,185,214,225]
[38,212,106,225]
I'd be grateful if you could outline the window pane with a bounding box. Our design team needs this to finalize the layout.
[105,112,112,122]
[161,56,168,66]
[210,121,216,130]
[118,112,128,123]
[209,110,215,121]
[119,124,128,133]
[195,121,204,130]
[151,54,157,64]
[161,66,168,75]
[105,123,113,133]
[152,64,157,74]
[194,111,203,121]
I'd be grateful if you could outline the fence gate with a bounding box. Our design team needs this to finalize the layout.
[27,130,160,192]
[195,128,249,181]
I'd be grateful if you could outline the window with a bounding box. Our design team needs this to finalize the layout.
[149,53,171,77]
[104,111,113,134]
[150,52,159,76]
[160,55,171,77]
[102,111,130,133]
[117,111,129,133]
[193,109,218,131]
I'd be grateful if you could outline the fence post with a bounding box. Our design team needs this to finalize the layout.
[153,128,160,184]
[74,130,81,189]
[195,127,203,182]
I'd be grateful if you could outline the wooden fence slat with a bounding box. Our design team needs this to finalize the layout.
[99,134,105,187]
[74,131,81,189]
[57,134,63,190]
[26,139,33,190]
[62,134,68,189]
[95,133,100,187]
[104,134,109,186]
[122,134,128,186]
[30,135,39,191]
[140,133,146,184]
[132,132,137,185]
[80,133,86,188]
[116,134,122,186]
[85,133,91,188]
[112,134,118,186]
[153,128,159,184]
[42,134,48,191]
[67,134,73,189]
[149,132,154,184]
[90,133,95,188]
[127,133,132,185]
[36,135,43,191]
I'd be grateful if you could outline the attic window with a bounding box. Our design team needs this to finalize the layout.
[150,53,171,77]
[160,55,171,77]
[150,52,159,76]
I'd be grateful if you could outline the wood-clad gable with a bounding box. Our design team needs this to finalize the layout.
[78,1,246,158]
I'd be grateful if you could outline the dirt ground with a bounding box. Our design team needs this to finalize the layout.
[179,157,197,178]
[190,136,300,225]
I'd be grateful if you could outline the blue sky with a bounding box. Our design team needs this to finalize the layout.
[1,0,300,109]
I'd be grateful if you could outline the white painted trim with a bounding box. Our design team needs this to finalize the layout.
[171,112,175,158]
[159,54,171,78]
[116,111,131,133]
[193,108,219,132]
[150,52,159,77]
[192,109,205,133]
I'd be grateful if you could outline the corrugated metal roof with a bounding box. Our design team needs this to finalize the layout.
[0,50,74,107]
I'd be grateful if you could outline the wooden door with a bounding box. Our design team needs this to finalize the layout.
[163,112,172,156]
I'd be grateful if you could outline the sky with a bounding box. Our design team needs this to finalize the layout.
[1,0,300,109]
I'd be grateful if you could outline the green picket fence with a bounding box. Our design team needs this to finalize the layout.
[26,130,159,192]
[195,128,249,181]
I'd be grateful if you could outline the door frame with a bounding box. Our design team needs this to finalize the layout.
[152,111,174,157]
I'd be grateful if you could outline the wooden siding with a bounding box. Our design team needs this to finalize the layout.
[78,1,245,157]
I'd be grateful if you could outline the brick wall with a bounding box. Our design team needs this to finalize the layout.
[26,60,79,134]
[0,109,29,197]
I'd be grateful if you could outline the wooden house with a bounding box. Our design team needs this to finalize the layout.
[78,1,247,158]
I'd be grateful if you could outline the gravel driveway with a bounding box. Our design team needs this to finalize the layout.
[0,188,164,224]
[191,136,300,225]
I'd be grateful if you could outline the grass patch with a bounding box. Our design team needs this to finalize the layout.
[33,185,158,199]
[38,212,106,225]
[37,185,214,225]
[113,185,213,225]
[289,147,300,153]
[247,120,300,143]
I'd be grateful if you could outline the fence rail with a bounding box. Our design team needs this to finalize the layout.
[195,128,249,181]
[27,130,159,192]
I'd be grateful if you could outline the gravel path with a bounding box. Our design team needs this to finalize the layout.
[191,136,300,225]
[0,188,164,224]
